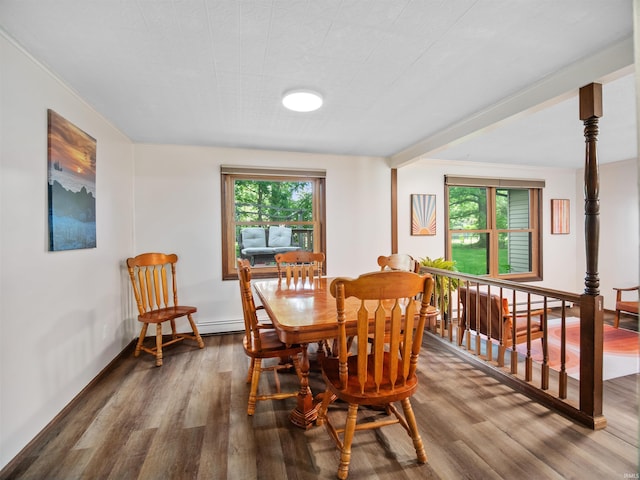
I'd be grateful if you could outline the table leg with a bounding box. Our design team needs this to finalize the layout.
[289,343,319,429]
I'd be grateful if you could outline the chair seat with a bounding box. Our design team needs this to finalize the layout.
[321,353,418,405]
[243,328,301,359]
[617,301,638,314]
[138,305,197,323]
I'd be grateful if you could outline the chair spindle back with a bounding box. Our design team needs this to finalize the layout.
[127,253,180,316]
[330,270,434,394]
[275,251,325,285]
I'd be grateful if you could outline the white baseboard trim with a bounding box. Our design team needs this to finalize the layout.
[196,318,244,335]
[139,317,245,337]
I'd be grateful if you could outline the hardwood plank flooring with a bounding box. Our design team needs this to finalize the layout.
[2,325,638,480]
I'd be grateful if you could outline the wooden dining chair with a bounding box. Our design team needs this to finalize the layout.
[377,253,420,273]
[126,252,204,366]
[275,251,333,355]
[237,259,303,415]
[317,270,434,479]
[275,250,325,285]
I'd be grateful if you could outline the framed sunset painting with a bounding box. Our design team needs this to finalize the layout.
[411,194,436,236]
[47,109,97,251]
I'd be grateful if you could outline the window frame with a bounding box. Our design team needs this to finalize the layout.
[221,167,326,280]
[444,176,544,281]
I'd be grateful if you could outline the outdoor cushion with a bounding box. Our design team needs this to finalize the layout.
[241,227,266,248]
[268,226,292,248]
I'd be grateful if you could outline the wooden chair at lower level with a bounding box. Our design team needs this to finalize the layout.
[317,270,434,480]
[237,259,303,415]
[613,286,639,328]
[458,285,545,366]
[275,250,325,285]
[126,252,204,367]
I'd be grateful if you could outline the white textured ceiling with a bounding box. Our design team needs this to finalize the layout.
[0,0,636,168]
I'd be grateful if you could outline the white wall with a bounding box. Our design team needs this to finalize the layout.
[0,34,135,468]
[577,158,639,310]
[396,159,582,292]
[132,144,390,334]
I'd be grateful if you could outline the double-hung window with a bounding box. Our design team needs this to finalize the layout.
[445,175,544,280]
[221,166,326,280]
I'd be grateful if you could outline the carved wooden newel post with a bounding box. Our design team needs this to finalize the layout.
[578,83,606,429]
[581,83,602,296]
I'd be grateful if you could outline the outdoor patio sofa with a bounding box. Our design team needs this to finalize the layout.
[239,226,301,265]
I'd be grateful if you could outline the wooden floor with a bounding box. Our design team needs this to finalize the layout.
[2,317,638,480]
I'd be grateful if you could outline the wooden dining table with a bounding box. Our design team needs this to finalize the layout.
[253,276,438,429]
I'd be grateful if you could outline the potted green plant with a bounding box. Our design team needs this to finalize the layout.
[418,256,460,317]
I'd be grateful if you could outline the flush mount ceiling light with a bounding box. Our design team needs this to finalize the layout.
[282,89,323,112]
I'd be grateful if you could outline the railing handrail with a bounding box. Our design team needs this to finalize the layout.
[420,266,582,304]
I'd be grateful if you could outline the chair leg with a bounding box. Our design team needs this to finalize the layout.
[135,323,148,357]
[614,309,620,328]
[315,388,333,426]
[170,319,178,338]
[247,358,262,415]
[187,314,205,348]
[246,358,256,384]
[401,398,427,463]
[155,323,163,367]
[338,404,358,480]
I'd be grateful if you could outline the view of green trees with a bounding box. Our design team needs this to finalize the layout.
[234,180,313,223]
[449,186,526,275]
[448,186,488,230]
[449,186,489,275]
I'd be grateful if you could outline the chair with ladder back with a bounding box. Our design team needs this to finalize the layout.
[317,270,434,479]
[126,252,204,367]
[237,259,303,415]
[275,250,325,285]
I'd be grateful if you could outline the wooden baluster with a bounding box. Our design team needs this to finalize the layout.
[525,293,532,382]
[541,297,549,390]
[559,301,567,399]
[486,285,493,362]
[510,290,518,374]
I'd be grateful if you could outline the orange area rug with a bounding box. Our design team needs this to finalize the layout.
[516,317,639,380]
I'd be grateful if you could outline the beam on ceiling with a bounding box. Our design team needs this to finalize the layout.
[389,36,634,168]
